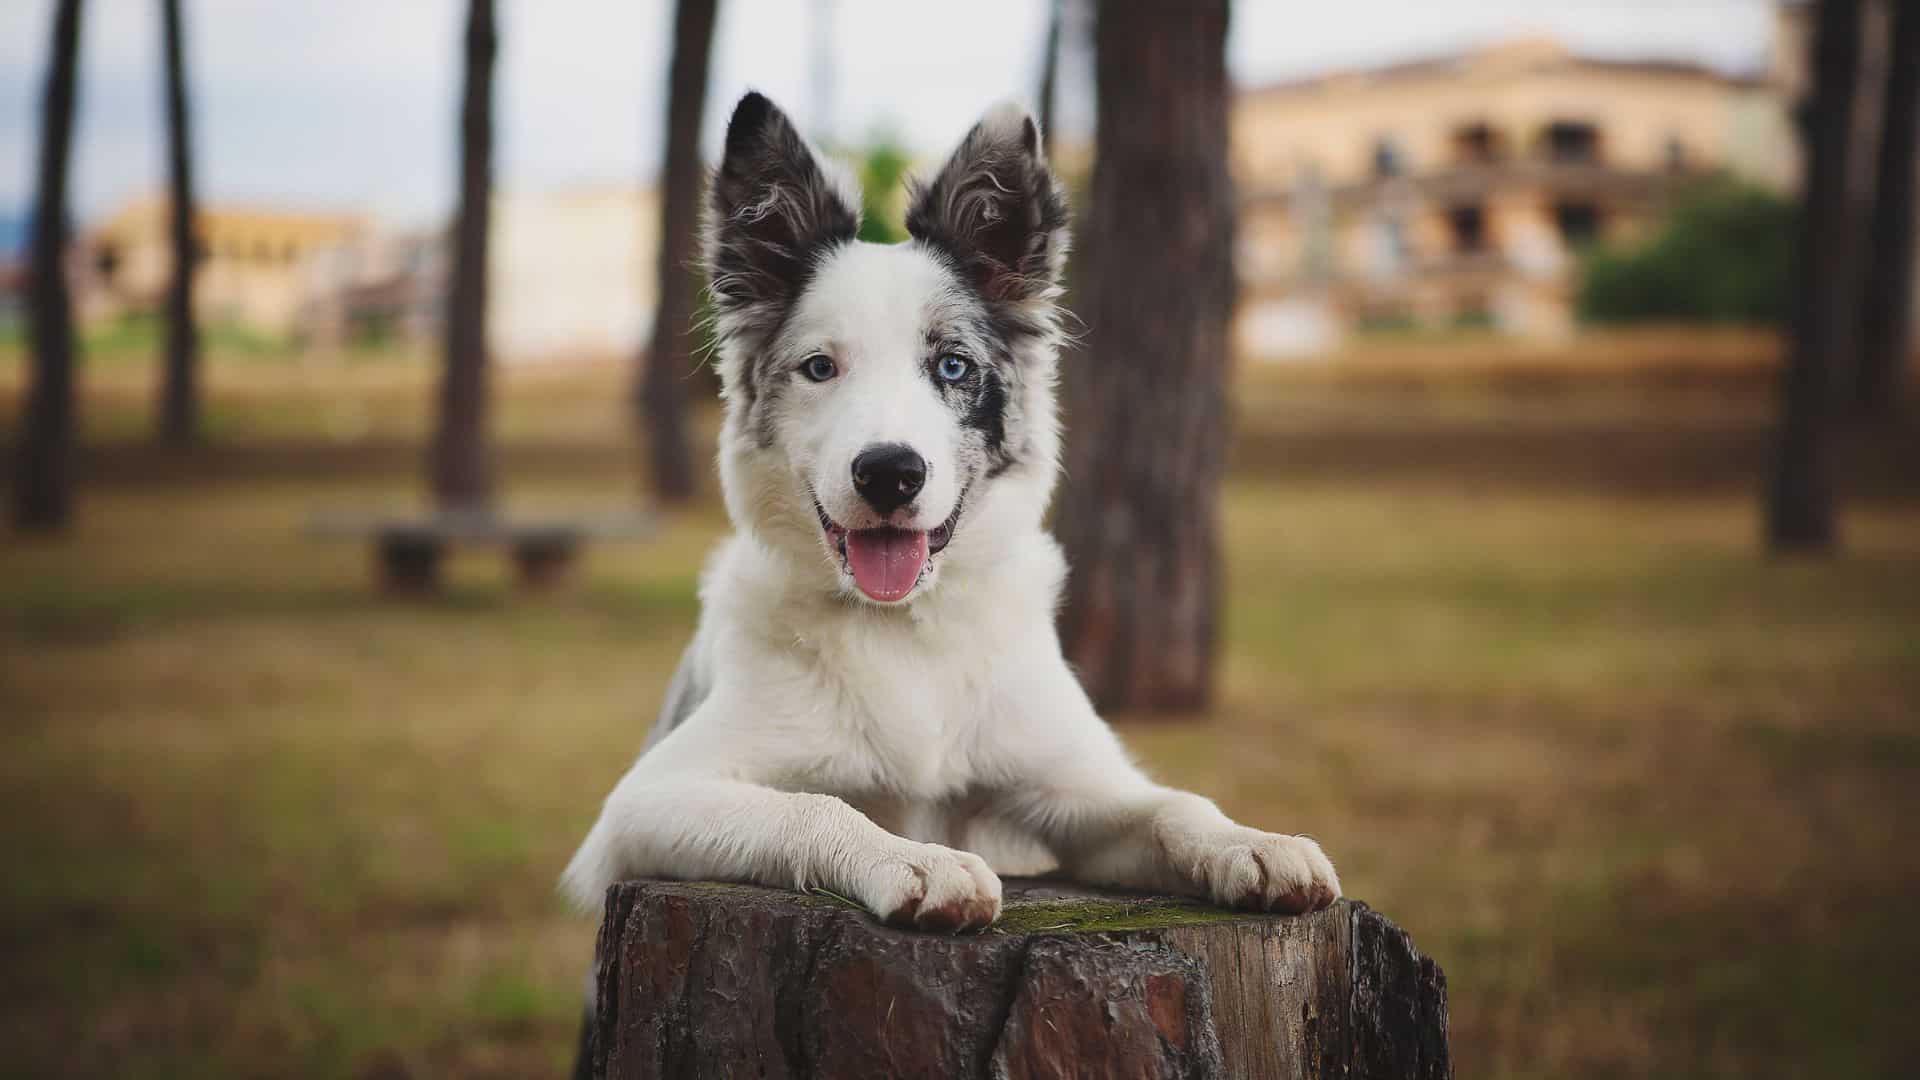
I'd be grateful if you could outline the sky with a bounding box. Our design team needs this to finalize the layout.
[0,0,1780,229]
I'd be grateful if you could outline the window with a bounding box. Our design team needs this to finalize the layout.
[1383,211,1411,263]
[1453,122,1503,164]
[1553,201,1602,248]
[1371,204,1414,271]
[1373,135,1407,179]
[1664,136,1689,174]
[1542,121,1601,164]
[1447,204,1488,254]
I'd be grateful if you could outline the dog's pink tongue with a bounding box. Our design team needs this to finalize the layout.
[845,528,929,602]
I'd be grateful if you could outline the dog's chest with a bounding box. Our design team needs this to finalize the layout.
[843,669,982,797]
[804,627,992,800]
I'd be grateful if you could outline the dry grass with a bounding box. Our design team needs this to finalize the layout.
[2,342,1918,1077]
[1252,325,1783,384]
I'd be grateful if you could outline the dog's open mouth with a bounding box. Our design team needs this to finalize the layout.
[813,496,963,603]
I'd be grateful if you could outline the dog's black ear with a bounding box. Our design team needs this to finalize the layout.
[907,102,1070,306]
[706,92,860,333]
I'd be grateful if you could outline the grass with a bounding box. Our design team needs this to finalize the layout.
[1,344,1917,1077]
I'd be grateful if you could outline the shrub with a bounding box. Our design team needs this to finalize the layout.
[1578,176,1795,326]
[855,140,911,245]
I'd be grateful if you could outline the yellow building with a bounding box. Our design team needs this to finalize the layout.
[81,197,363,335]
[1231,37,1794,351]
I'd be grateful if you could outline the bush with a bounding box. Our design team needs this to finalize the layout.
[1578,176,1795,326]
[855,140,911,244]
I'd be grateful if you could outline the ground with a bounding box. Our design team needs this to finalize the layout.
[2,335,1917,1077]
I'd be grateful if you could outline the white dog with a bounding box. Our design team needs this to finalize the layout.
[564,92,1339,934]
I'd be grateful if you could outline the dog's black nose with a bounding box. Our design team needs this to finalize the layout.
[851,444,926,514]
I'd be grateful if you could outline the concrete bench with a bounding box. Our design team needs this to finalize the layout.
[310,509,657,592]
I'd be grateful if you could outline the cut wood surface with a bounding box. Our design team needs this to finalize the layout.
[588,879,1450,1079]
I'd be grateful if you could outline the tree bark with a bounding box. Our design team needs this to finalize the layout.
[14,0,83,534]
[637,0,719,503]
[1855,0,1919,418]
[1056,0,1236,712]
[585,879,1449,1080]
[156,0,199,446]
[1767,0,1866,553]
[430,0,497,511]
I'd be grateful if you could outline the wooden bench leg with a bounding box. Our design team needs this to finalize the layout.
[513,539,579,589]
[379,536,444,594]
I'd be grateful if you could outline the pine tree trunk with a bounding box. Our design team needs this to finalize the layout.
[1036,0,1062,159]
[14,0,83,533]
[1855,0,1918,418]
[637,0,719,504]
[430,0,497,511]
[1057,0,1236,713]
[585,880,1450,1080]
[1767,0,1865,553]
[157,0,199,446]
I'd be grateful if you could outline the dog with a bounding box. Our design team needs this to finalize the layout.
[563,92,1340,937]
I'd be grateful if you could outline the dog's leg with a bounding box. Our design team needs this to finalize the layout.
[988,676,1340,915]
[1021,780,1340,914]
[565,771,1001,932]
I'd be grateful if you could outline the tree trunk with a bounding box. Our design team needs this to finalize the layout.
[585,880,1449,1080]
[1767,0,1866,553]
[13,0,83,534]
[1036,0,1062,158]
[156,0,199,446]
[430,0,497,511]
[637,0,719,504]
[1855,0,1919,418]
[1056,0,1236,712]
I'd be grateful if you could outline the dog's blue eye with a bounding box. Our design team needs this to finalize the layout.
[936,355,971,383]
[802,354,837,382]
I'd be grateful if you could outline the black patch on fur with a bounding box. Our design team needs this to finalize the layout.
[706,92,860,441]
[969,365,1010,467]
[927,318,1022,477]
[710,93,858,314]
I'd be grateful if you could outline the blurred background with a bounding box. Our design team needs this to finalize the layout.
[2,0,1916,1076]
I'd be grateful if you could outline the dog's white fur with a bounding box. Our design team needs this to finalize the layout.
[563,96,1338,931]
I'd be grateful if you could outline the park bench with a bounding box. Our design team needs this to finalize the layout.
[310,508,657,591]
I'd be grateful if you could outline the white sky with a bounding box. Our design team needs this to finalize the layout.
[0,0,1779,226]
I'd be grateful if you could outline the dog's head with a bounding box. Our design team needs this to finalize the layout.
[704,92,1069,607]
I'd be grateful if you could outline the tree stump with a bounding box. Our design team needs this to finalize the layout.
[587,879,1449,1079]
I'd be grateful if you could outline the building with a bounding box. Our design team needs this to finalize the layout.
[1231,37,1795,352]
[79,197,364,335]
[299,186,662,362]
[488,186,661,361]
[298,226,445,352]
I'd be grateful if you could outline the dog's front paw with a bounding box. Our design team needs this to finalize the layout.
[858,843,1002,932]
[1186,830,1340,915]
